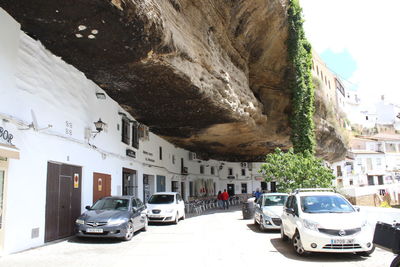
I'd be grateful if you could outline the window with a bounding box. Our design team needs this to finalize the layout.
[136,198,143,207]
[159,146,162,160]
[131,198,137,208]
[366,116,369,121]
[241,169,246,176]
[241,183,247,194]
[131,122,139,149]
[336,166,342,177]
[368,175,374,185]
[378,176,384,185]
[349,180,353,185]
[189,181,194,197]
[211,166,215,175]
[121,117,130,144]
[228,168,233,176]
[200,165,204,174]
[376,158,382,166]
[172,155,175,164]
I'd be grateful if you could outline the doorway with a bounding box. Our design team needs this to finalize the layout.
[143,174,154,203]
[122,168,137,196]
[93,172,111,204]
[171,181,179,192]
[227,184,235,196]
[156,175,166,192]
[45,162,82,242]
[270,181,276,192]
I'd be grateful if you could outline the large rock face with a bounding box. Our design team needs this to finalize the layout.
[0,0,345,162]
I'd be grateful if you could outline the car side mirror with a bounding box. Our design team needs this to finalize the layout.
[286,208,295,215]
[132,207,138,213]
[355,207,360,212]
[85,205,91,210]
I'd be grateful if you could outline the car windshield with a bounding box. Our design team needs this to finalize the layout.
[264,195,288,206]
[300,195,355,213]
[91,198,129,211]
[148,194,174,204]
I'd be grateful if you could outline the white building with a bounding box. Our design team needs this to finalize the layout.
[0,10,272,255]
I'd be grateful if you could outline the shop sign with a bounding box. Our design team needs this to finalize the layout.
[254,176,264,181]
[0,126,13,145]
[126,149,136,158]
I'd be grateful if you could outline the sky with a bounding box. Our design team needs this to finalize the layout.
[299,0,400,106]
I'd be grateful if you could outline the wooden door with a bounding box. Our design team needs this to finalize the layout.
[93,173,111,204]
[45,162,81,242]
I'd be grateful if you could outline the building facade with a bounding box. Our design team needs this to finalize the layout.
[0,10,271,254]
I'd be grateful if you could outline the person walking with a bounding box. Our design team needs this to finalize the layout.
[221,189,230,210]
[217,191,223,209]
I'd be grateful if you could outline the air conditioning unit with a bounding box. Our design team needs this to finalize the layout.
[240,162,248,168]
[182,167,188,174]
[138,124,149,141]
[189,152,197,161]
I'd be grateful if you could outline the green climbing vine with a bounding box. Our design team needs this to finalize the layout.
[287,0,315,154]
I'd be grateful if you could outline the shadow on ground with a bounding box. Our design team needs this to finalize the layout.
[246,223,280,234]
[269,237,369,263]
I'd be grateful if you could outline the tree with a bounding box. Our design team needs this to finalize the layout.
[259,148,335,193]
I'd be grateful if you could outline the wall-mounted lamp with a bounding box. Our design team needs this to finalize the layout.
[95,92,106,99]
[94,118,106,133]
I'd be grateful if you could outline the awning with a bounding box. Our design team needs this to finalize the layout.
[0,143,20,159]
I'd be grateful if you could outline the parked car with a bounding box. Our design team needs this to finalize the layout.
[75,196,148,241]
[254,193,288,231]
[146,192,185,224]
[280,188,375,256]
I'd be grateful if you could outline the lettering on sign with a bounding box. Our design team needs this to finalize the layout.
[65,121,72,136]
[143,150,153,156]
[145,157,155,162]
[0,126,14,144]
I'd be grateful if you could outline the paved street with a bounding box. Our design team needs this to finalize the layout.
[0,207,396,267]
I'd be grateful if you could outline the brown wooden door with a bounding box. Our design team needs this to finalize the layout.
[45,162,82,242]
[93,172,111,204]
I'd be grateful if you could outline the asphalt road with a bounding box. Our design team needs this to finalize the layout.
[0,207,397,267]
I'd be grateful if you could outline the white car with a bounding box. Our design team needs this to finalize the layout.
[254,193,288,231]
[280,188,374,256]
[146,192,185,224]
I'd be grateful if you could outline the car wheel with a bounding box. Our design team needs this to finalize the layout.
[142,216,148,232]
[280,226,288,241]
[356,245,375,257]
[390,255,400,267]
[181,211,186,220]
[123,221,134,241]
[292,231,309,256]
[254,215,258,225]
[174,212,179,224]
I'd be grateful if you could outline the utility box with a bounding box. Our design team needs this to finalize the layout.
[373,221,400,254]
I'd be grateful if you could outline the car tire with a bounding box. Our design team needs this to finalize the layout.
[174,212,179,224]
[281,226,288,241]
[142,216,148,232]
[390,255,400,267]
[254,215,258,225]
[292,230,309,256]
[122,221,134,241]
[356,245,375,257]
[181,212,186,220]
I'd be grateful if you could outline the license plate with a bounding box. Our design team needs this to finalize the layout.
[331,239,354,244]
[151,215,161,218]
[86,228,103,233]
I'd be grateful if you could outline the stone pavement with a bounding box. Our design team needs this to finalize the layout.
[0,207,396,267]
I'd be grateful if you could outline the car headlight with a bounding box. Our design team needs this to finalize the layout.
[165,209,174,213]
[75,219,85,225]
[303,219,320,231]
[108,218,128,226]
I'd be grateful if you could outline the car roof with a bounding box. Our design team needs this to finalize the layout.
[101,195,136,200]
[152,192,178,195]
[262,193,288,196]
[295,192,339,197]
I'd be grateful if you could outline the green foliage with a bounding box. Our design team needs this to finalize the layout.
[287,0,315,154]
[379,201,391,208]
[259,148,335,193]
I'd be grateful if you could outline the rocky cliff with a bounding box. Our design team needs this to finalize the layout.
[0,0,346,162]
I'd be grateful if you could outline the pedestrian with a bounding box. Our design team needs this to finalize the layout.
[255,188,262,201]
[221,189,230,210]
[217,191,223,209]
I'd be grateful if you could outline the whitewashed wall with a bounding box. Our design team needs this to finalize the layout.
[0,10,266,254]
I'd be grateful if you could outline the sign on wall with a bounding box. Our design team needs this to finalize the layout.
[0,126,14,145]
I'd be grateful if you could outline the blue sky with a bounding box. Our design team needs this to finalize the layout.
[299,0,400,106]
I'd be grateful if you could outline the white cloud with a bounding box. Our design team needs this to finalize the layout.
[299,0,400,105]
